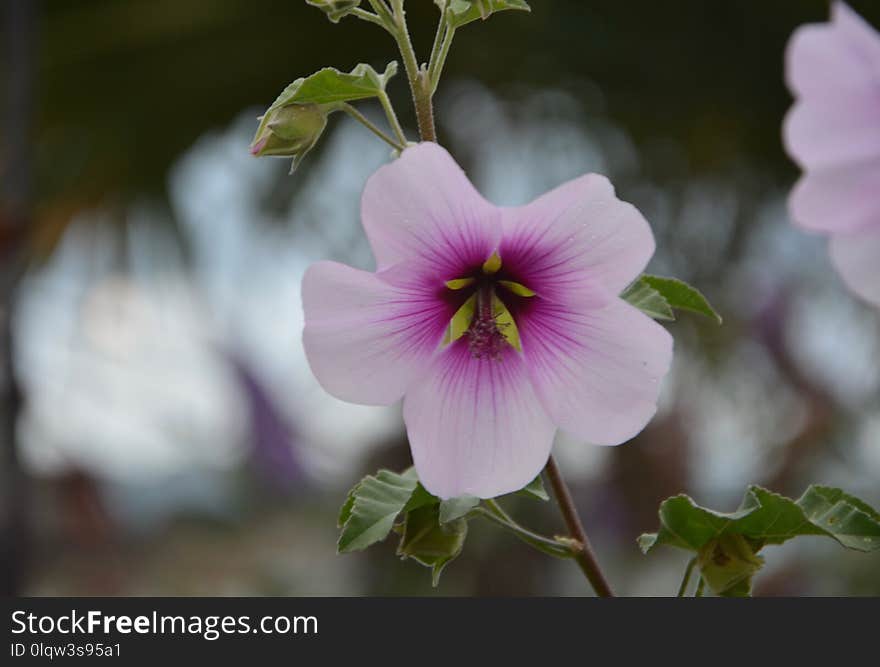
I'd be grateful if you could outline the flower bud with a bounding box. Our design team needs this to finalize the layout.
[250,103,328,171]
[697,534,764,596]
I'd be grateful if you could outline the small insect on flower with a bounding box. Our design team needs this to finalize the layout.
[302,143,672,499]
[784,2,880,307]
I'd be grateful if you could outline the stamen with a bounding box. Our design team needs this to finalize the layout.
[442,256,533,360]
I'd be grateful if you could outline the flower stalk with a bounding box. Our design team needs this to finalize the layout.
[476,500,574,559]
[545,456,616,597]
[387,0,437,142]
[677,557,697,597]
[340,103,405,151]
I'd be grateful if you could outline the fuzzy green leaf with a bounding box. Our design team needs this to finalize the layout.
[397,505,468,586]
[640,485,880,596]
[337,468,422,553]
[620,279,675,321]
[444,0,531,28]
[268,62,397,110]
[641,275,722,324]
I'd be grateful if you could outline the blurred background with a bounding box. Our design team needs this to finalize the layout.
[1,0,878,596]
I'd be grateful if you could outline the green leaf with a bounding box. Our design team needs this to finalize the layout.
[445,0,531,28]
[404,479,441,513]
[268,62,398,110]
[337,468,422,553]
[641,275,722,324]
[796,486,880,551]
[639,485,880,596]
[620,279,675,321]
[305,0,362,23]
[397,505,468,586]
[252,62,397,172]
[439,496,480,524]
[515,474,549,501]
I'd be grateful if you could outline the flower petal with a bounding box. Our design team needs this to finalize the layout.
[789,164,880,234]
[500,174,654,299]
[520,297,673,446]
[786,2,880,99]
[784,93,880,170]
[829,226,880,306]
[403,342,556,499]
[361,143,499,275]
[302,261,449,405]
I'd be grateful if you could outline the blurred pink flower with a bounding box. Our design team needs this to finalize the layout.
[302,143,672,498]
[784,2,880,306]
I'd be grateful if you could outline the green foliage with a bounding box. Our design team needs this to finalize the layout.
[268,62,398,109]
[440,0,531,28]
[338,467,553,585]
[640,485,880,596]
[306,0,362,23]
[396,505,468,586]
[337,468,421,552]
[252,62,398,171]
[622,274,721,324]
[620,279,675,321]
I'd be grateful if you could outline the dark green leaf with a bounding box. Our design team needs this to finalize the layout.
[620,279,675,321]
[445,0,531,29]
[641,275,722,324]
[337,468,421,553]
[268,62,398,109]
[640,485,880,596]
[397,505,468,586]
[403,482,440,513]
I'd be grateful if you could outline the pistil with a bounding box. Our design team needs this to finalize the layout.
[465,283,508,360]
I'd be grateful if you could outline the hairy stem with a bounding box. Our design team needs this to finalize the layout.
[350,7,389,30]
[427,10,447,76]
[677,557,697,597]
[367,0,394,23]
[378,91,408,146]
[428,23,455,94]
[545,456,615,597]
[389,0,437,142]
[476,501,573,559]
[340,103,405,150]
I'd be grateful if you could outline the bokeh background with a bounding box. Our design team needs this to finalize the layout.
[1,0,878,596]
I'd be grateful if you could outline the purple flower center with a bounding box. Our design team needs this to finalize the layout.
[465,285,510,360]
[443,252,535,360]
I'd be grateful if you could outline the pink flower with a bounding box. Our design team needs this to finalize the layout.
[784,2,880,307]
[302,143,672,499]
